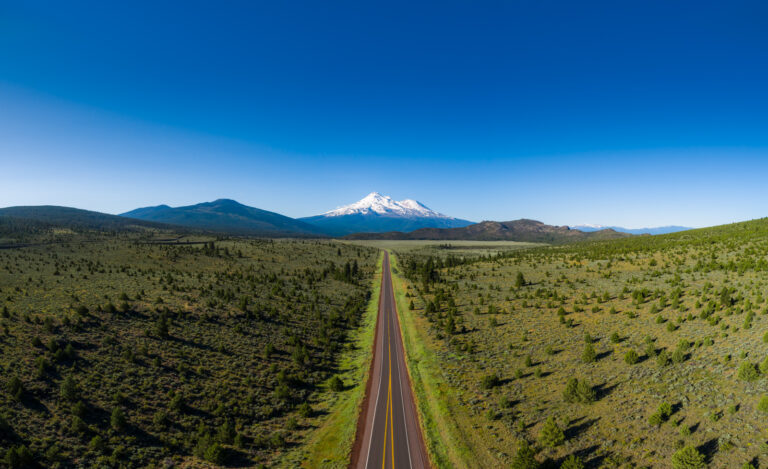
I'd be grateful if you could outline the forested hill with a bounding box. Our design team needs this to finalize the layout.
[345,219,629,244]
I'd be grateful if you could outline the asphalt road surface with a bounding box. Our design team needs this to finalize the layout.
[351,251,429,469]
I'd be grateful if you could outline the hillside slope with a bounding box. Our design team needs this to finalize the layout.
[122,199,325,236]
[345,219,629,243]
[0,205,173,233]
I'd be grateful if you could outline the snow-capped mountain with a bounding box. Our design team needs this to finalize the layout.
[322,192,450,218]
[300,192,474,236]
[571,224,692,235]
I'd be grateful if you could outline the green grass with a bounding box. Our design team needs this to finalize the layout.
[281,251,384,468]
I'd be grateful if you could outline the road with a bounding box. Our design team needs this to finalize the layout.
[351,251,430,469]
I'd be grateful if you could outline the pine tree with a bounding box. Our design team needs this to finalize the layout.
[60,375,78,401]
[581,343,596,363]
[538,416,565,447]
[111,407,127,432]
[515,272,526,288]
[511,440,539,469]
[8,376,23,402]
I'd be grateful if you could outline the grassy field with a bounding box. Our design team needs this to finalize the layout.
[343,240,544,258]
[393,219,768,468]
[0,234,377,467]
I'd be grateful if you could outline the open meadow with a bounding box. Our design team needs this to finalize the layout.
[394,219,768,468]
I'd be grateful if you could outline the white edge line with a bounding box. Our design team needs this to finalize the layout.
[394,293,414,469]
[364,257,386,469]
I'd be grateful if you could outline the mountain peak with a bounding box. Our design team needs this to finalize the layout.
[323,193,445,218]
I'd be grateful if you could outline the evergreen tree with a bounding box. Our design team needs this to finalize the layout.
[111,407,127,432]
[511,440,539,469]
[515,272,526,288]
[538,416,565,447]
[581,343,596,363]
[60,375,78,401]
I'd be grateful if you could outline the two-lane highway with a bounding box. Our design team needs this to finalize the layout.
[351,252,429,469]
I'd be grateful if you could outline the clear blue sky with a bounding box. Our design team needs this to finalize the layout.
[1,1,767,228]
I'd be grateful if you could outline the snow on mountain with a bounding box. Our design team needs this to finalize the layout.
[300,192,474,236]
[322,192,451,219]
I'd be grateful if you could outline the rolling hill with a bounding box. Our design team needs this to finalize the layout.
[121,199,325,236]
[344,219,630,243]
[0,205,174,233]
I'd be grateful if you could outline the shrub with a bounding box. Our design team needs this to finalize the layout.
[759,356,768,375]
[671,446,706,469]
[758,395,768,413]
[60,375,78,401]
[4,445,34,468]
[657,350,670,366]
[624,350,639,365]
[538,416,565,447]
[110,408,127,432]
[610,332,620,343]
[329,375,344,392]
[738,361,760,381]
[560,455,585,469]
[581,343,596,363]
[297,402,312,418]
[563,378,596,403]
[659,401,673,418]
[8,376,23,402]
[481,373,501,389]
[204,443,225,464]
[155,315,169,338]
[515,272,526,288]
[89,435,105,453]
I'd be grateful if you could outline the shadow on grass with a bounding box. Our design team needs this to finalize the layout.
[594,382,619,399]
[565,417,600,439]
[697,437,719,463]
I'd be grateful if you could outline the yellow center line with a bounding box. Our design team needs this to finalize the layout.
[389,335,394,469]
[382,285,392,469]
[382,374,390,469]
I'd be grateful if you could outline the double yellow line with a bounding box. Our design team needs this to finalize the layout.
[381,291,395,469]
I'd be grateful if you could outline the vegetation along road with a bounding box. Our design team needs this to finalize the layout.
[352,251,430,469]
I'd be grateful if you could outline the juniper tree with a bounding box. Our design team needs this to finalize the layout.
[60,375,78,401]
[511,440,539,469]
[7,376,23,402]
[581,343,596,363]
[110,407,127,432]
[671,446,706,469]
[738,361,759,381]
[539,416,565,447]
[560,455,585,469]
